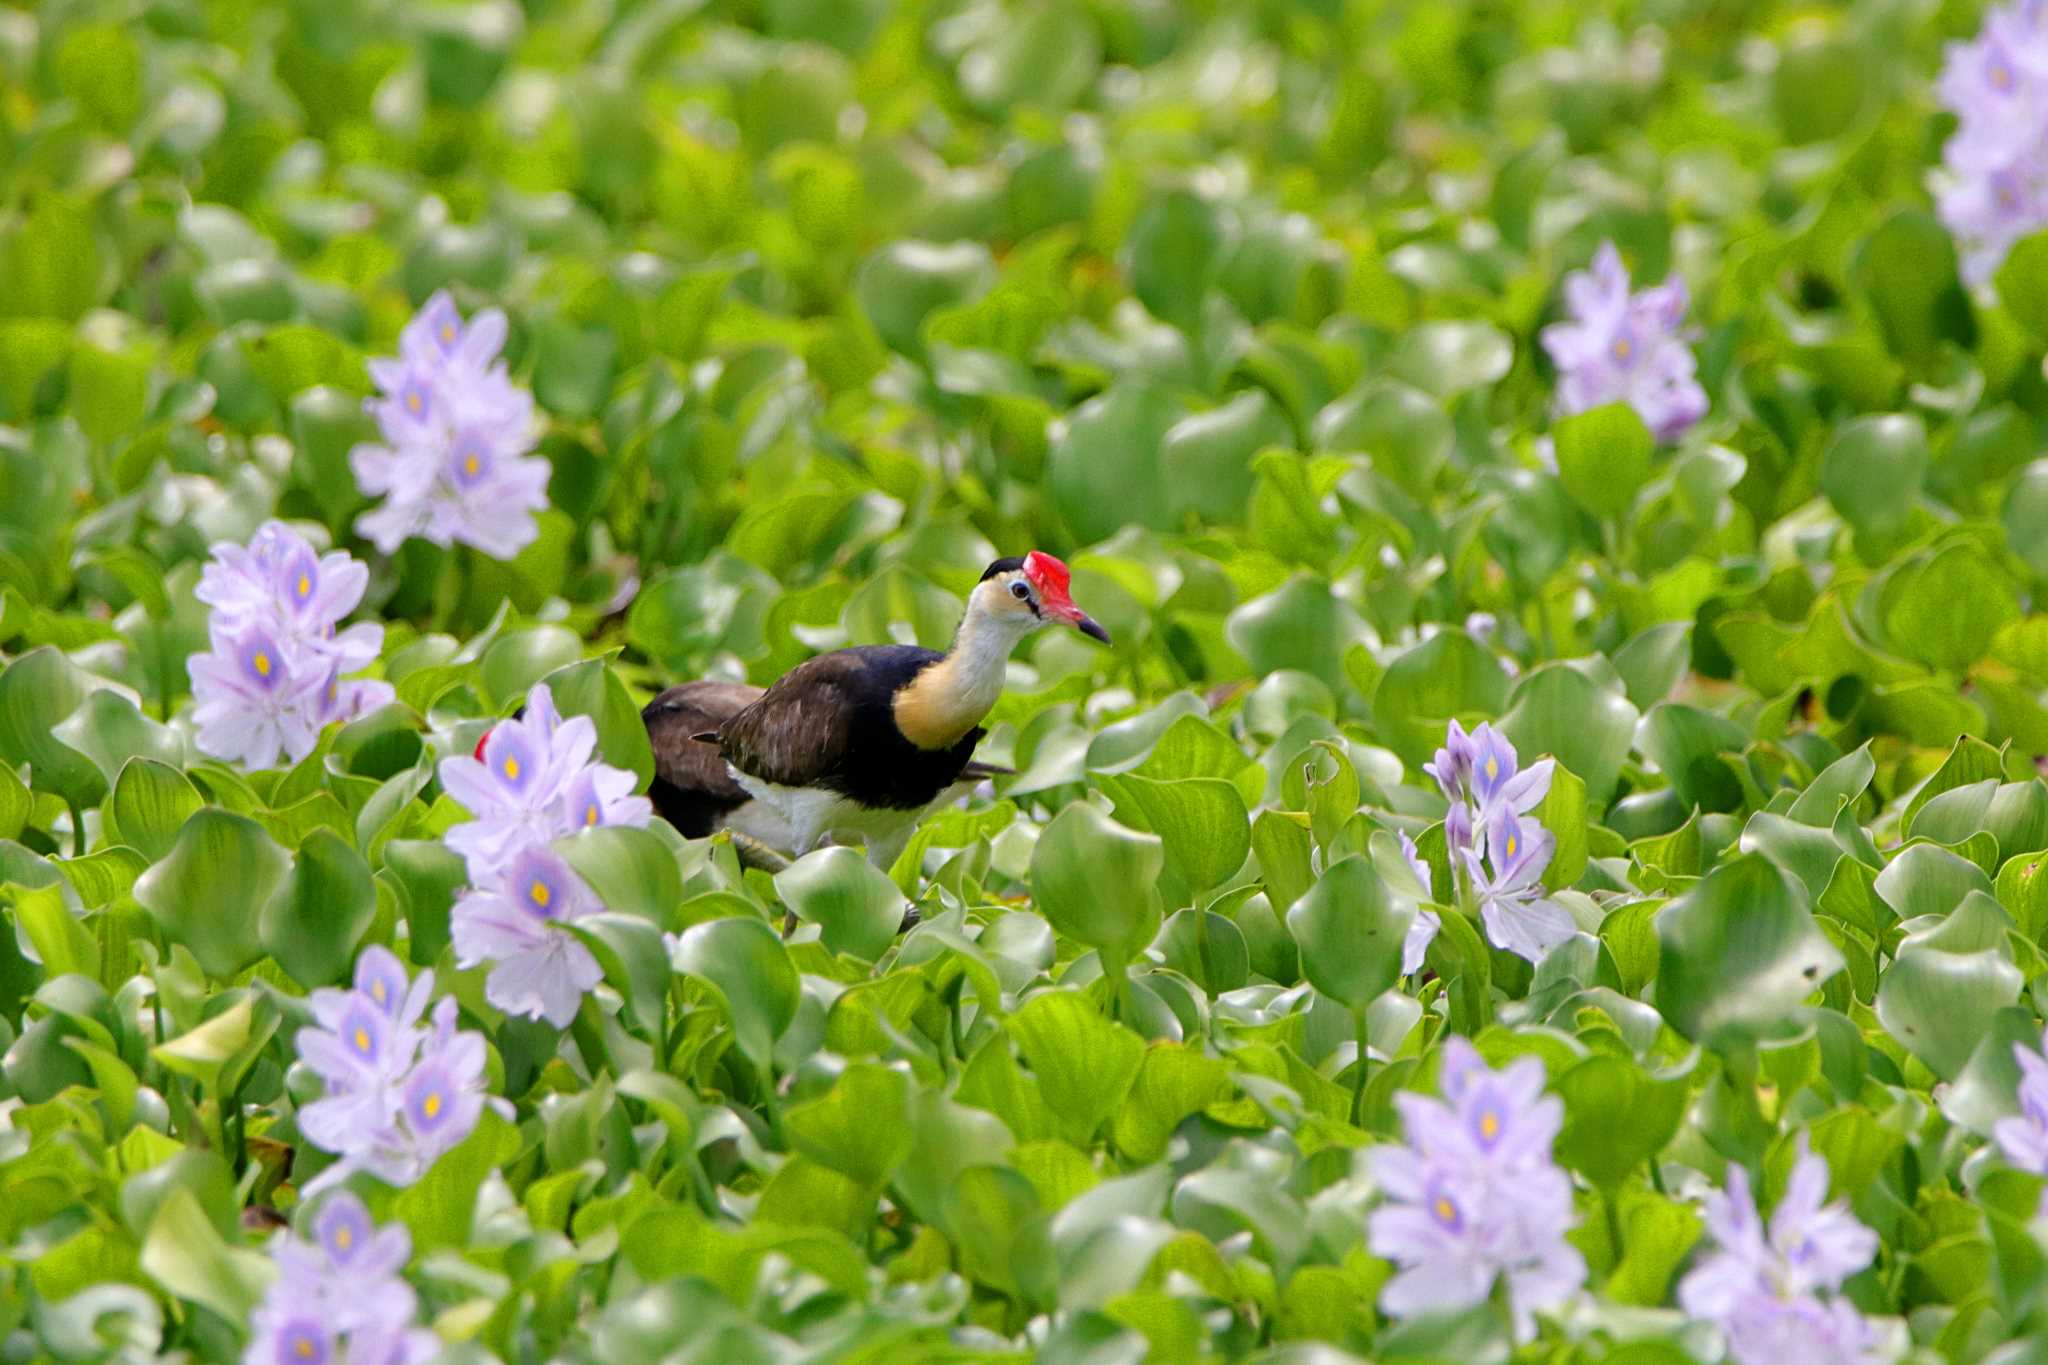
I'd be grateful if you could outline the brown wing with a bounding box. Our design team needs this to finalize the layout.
[645,681,761,800]
[712,652,879,789]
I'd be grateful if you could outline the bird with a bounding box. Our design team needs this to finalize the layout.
[643,551,1109,869]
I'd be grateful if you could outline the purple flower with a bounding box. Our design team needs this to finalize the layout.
[1398,831,1440,975]
[1935,3,2048,283]
[187,524,392,772]
[439,684,613,879]
[295,949,504,1193]
[1370,1038,1585,1341]
[437,682,650,1028]
[350,290,548,561]
[1997,1028,2048,1173]
[451,847,604,1027]
[1679,1137,1881,1365]
[188,621,332,770]
[246,1192,434,1365]
[1462,806,1577,963]
[1540,241,1708,444]
[1424,719,1477,807]
[1719,1292,1887,1365]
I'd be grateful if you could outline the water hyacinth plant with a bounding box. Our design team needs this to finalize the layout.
[246,1193,436,1365]
[441,683,651,1025]
[1540,240,1709,443]
[294,948,502,1192]
[1369,1038,1586,1340]
[1678,1139,1885,1365]
[1416,720,1575,965]
[187,522,392,769]
[1936,1,2048,283]
[351,291,550,560]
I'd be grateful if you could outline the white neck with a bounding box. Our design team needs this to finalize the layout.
[943,600,1026,716]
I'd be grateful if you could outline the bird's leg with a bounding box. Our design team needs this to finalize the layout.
[726,832,790,875]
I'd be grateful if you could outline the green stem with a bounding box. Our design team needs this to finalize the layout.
[1350,1008,1371,1127]
[1647,1158,1667,1196]
[1604,1187,1626,1263]
[67,800,85,857]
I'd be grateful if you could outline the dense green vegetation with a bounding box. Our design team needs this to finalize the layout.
[4,0,2048,1360]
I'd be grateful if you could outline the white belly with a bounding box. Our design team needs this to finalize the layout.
[729,769,923,860]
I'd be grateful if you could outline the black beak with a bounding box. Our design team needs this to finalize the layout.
[1076,614,1111,645]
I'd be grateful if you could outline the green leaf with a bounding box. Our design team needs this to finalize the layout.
[785,1062,914,1186]
[1372,629,1511,769]
[1554,403,1655,519]
[1101,773,1251,897]
[1005,991,1145,1149]
[1877,901,2024,1080]
[139,1188,270,1324]
[1128,187,1229,334]
[1654,855,1843,1044]
[480,626,584,709]
[773,846,906,961]
[105,759,203,863]
[542,657,656,788]
[1030,803,1165,960]
[673,916,799,1073]
[1819,414,1927,542]
[259,829,376,988]
[0,647,109,810]
[1853,208,1973,363]
[554,824,684,927]
[1283,855,1414,1012]
[1111,1044,1232,1163]
[1502,664,1639,805]
[1638,702,1748,813]
[392,1107,521,1252]
[133,810,290,979]
[152,993,279,1098]
[565,912,672,1040]
[1553,1054,1688,1191]
[1880,542,2020,674]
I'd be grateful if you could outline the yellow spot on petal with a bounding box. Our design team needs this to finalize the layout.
[371,979,387,1002]
[1484,756,1498,780]
[585,804,599,826]
[353,1027,370,1053]
[294,1338,315,1360]
[405,391,423,414]
[423,1091,442,1119]
[296,574,311,598]
[1481,1110,1501,1141]
[254,651,272,677]
[1611,337,1632,362]
[531,879,551,907]
[1506,835,1517,858]
[1433,1196,1456,1223]
[503,757,520,781]
[463,453,480,477]
[440,321,457,345]
[334,1224,352,1250]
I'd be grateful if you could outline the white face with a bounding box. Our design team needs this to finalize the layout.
[972,571,1050,633]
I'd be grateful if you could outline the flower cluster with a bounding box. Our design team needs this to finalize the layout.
[1936,2,2048,284]
[296,947,501,1192]
[1369,1038,1586,1341]
[350,291,549,560]
[1411,720,1574,966]
[440,684,651,1027]
[245,1192,436,1365]
[1678,1139,1884,1365]
[1539,240,1708,444]
[1992,1024,2048,1176]
[188,522,393,771]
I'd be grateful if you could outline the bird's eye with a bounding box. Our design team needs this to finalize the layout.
[1009,581,1031,600]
